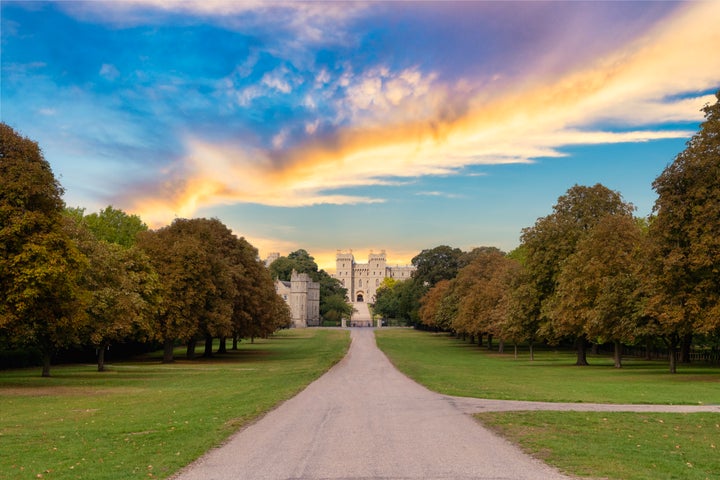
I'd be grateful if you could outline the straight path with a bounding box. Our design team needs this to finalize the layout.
[173,328,572,480]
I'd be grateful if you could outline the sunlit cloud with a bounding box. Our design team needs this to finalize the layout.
[125,1,719,228]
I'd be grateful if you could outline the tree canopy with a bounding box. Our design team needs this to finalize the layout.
[646,91,720,372]
[0,123,87,376]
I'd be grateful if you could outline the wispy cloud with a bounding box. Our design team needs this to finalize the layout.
[415,191,465,199]
[124,1,719,227]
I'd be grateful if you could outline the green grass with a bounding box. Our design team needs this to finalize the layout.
[0,328,349,480]
[476,411,720,480]
[375,329,720,404]
[376,328,720,479]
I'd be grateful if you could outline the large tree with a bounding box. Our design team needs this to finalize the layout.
[550,214,646,368]
[451,248,519,349]
[647,92,720,373]
[411,245,464,288]
[0,123,87,376]
[521,183,634,365]
[138,219,237,362]
[67,218,159,371]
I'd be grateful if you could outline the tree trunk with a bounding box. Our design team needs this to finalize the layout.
[591,343,599,355]
[97,345,106,372]
[218,336,227,354]
[41,351,52,377]
[469,334,474,344]
[575,336,589,366]
[232,334,239,350]
[498,338,504,354]
[487,334,493,350]
[513,343,518,360]
[645,339,652,360]
[613,340,622,368]
[250,336,255,344]
[680,333,692,364]
[529,341,535,362]
[163,339,175,363]
[186,338,197,360]
[669,344,678,374]
[203,336,213,358]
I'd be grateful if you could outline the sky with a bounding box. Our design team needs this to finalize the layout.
[2,1,719,271]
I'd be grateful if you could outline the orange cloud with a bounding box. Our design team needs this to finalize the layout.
[129,1,719,231]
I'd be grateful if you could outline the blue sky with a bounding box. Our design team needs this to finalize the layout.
[2,1,719,270]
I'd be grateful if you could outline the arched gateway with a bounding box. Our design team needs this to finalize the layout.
[333,250,415,304]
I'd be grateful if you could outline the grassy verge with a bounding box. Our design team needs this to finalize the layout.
[0,328,349,480]
[476,411,720,480]
[374,329,720,404]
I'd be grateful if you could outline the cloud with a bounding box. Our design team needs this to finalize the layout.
[99,63,120,80]
[120,1,719,227]
[59,0,367,46]
[415,191,465,199]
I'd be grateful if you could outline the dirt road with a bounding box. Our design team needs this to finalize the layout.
[173,328,573,479]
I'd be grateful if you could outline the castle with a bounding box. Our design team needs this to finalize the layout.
[333,250,415,303]
[273,270,320,328]
[266,250,414,328]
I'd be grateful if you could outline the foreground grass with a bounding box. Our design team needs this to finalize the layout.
[375,329,720,404]
[476,411,720,480]
[376,329,720,479]
[0,328,349,480]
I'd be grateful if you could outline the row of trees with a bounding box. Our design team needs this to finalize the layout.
[376,92,720,373]
[0,123,290,376]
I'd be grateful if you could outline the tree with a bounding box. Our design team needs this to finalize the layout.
[67,218,159,371]
[419,280,452,330]
[550,214,646,368]
[0,123,87,376]
[320,294,353,325]
[373,277,422,325]
[451,248,519,349]
[521,184,634,365]
[504,269,542,360]
[137,218,237,362]
[411,245,464,288]
[68,205,148,247]
[269,249,318,281]
[231,242,290,344]
[646,91,720,373]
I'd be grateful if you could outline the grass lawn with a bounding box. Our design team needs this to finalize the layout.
[376,328,720,479]
[476,411,720,480]
[0,328,349,480]
[374,328,720,404]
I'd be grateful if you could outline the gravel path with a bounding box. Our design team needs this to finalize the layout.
[172,328,718,480]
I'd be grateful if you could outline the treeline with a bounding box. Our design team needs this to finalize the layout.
[0,123,290,376]
[374,92,720,373]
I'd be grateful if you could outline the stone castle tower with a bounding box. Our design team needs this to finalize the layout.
[334,250,414,303]
[273,268,320,328]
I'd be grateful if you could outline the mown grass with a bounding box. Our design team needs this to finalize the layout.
[376,328,720,479]
[476,411,720,480]
[0,328,349,480]
[375,328,720,404]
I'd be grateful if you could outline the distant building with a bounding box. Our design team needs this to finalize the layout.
[264,252,280,267]
[333,250,415,303]
[274,269,320,328]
